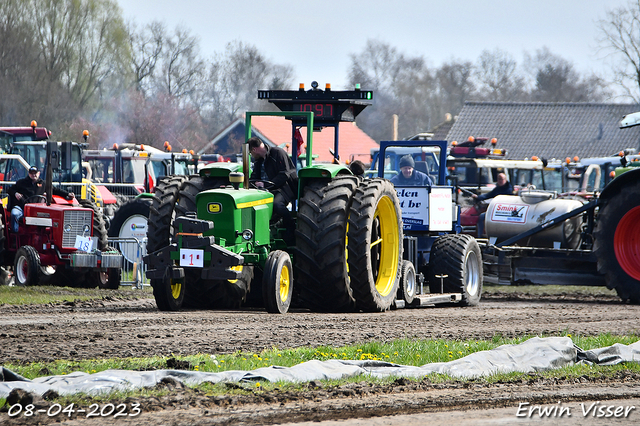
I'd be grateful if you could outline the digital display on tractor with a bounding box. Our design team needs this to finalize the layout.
[293,103,335,119]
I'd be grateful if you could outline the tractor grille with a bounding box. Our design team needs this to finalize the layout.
[62,210,93,248]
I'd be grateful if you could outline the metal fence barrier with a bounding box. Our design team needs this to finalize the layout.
[107,236,148,289]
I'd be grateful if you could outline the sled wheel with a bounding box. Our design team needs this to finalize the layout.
[428,234,483,306]
[348,179,403,312]
[14,246,41,287]
[262,250,293,314]
[593,180,640,302]
[398,260,417,305]
[296,176,358,312]
[152,275,185,311]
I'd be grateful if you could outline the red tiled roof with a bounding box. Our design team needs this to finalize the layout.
[251,116,378,164]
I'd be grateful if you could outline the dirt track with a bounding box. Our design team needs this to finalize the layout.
[2,289,640,424]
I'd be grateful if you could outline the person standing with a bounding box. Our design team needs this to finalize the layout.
[248,137,298,243]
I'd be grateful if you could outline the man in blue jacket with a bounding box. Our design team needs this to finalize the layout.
[390,155,433,186]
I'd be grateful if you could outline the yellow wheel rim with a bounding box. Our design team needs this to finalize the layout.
[170,279,182,300]
[279,264,290,302]
[372,195,400,297]
[228,265,243,283]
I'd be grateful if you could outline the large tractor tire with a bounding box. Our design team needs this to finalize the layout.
[78,199,108,250]
[593,182,640,303]
[146,175,188,255]
[172,175,251,309]
[347,178,403,312]
[146,175,188,310]
[427,234,483,306]
[296,176,359,312]
[14,246,41,287]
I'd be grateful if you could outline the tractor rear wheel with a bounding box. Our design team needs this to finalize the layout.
[262,250,293,314]
[14,246,41,286]
[79,199,108,250]
[146,175,188,255]
[428,234,482,306]
[593,182,640,302]
[153,275,185,311]
[347,179,403,312]
[296,176,358,312]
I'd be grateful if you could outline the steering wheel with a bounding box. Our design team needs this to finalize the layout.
[25,195,47,204]
[249,179,275,190]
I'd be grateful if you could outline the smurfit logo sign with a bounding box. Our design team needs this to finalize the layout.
[131,223,146,230]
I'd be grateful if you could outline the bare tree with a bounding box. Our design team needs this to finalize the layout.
[597,0,640,101]
[128,21,165,96]
[525,47,610,102]
[157,26,205,103]
[475,49,526,101]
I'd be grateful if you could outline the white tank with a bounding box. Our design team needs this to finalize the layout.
[484,191,584,248]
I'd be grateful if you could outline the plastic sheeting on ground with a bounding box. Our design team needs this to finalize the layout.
[1,336,639,398]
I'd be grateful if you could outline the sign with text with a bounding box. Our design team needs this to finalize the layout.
[395,187,429,230]
[490,202,529,223]
[429,188,453,231]
[179,249,204,268]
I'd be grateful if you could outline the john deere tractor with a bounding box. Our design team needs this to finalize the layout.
[144,82,480,313]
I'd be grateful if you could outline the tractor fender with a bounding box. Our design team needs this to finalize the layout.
[599,167,640,202]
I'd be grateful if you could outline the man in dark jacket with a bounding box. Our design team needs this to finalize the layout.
[248,137,298,243]
[8,166,75,232]
[390,155,433,186]
[473,172,513,201]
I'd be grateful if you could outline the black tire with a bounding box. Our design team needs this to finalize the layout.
[593,181,640,302]
[14,246,41,286]
[262,250,293,314]
[146,175,188,254]
[398,260,417,305]
[428,234,483,306]
[295,176,358,312]
[347,179,403,312]
[153,275,185,311]
[108,198,152,266]
[183,265,254,309]
[79,199,108,250]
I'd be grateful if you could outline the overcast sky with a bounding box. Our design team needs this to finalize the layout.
[117,0,630,91]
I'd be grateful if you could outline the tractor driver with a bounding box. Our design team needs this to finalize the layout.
[390,155,433,186]
[248,137,298,244]
[472,172,513,201]
[8,166,75,232]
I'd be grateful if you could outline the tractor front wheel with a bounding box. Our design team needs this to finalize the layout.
[14,246,41,286]
[152,276,185,311]
[398,260,417,305]
[262,250,293,314]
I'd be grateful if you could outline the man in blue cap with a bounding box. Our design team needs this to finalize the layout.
[390,155,433,186]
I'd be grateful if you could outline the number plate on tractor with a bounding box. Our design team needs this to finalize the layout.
[179,249,204,268]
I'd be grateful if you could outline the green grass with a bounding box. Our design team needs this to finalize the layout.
[0,285,152,305]
[2,333,639,406]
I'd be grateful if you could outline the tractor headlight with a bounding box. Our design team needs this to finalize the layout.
[83,224,91,233]
[64,224,72,233]
[241,229,254,241]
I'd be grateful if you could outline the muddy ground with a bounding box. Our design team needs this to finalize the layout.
[1,288,640,425]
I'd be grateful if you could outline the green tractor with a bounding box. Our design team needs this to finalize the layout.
[144,83,410,313]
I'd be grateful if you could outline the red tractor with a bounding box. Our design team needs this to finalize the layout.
[1,141,123,288]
